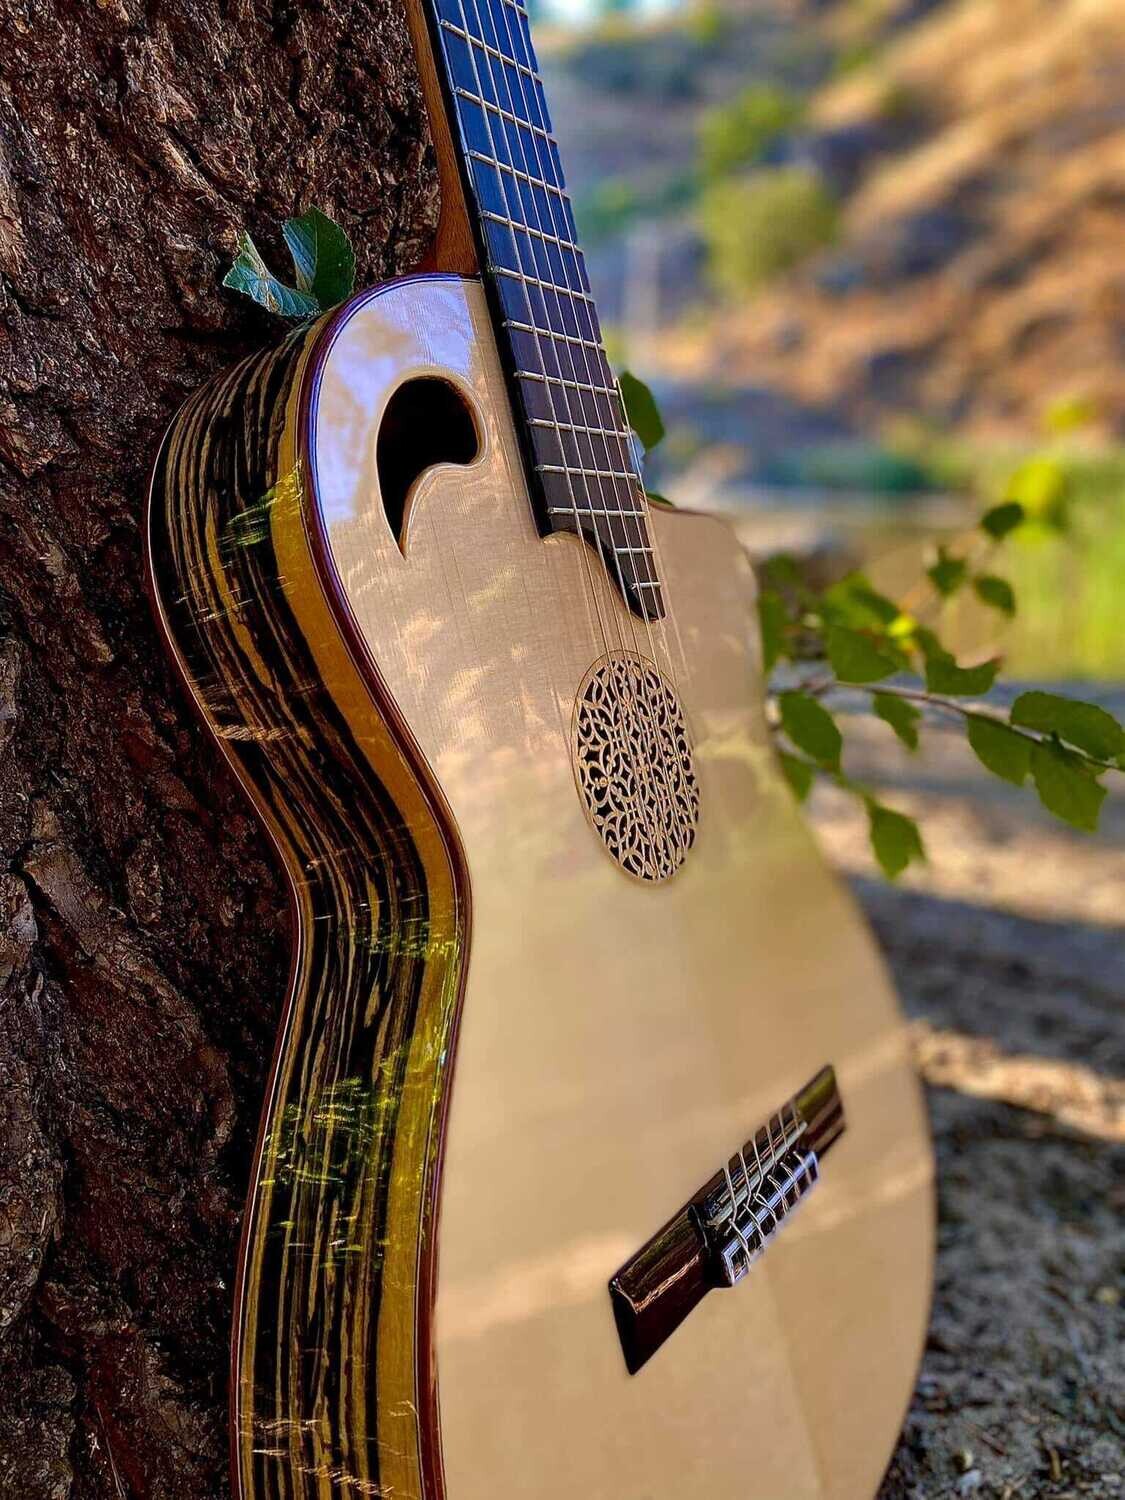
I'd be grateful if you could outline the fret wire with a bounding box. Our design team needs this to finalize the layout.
[547,506,646,519]
[478,208,578,259]
[491,0,665,612]
[505,318,610,356]
[538,463,639,482]
[450,0,657,565]
[479,0,579,251]
[439,18,540,83]
[516,369,619,397]
[462,0,618,541]
[468,149,568,202]
[529,416,626,438]
[453,87,556,147]
[493,266,594,304]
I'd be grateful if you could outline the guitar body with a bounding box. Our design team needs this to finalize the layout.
[148,273,933,1500]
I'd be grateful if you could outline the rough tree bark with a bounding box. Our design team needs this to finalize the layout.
[0,3,437,1493]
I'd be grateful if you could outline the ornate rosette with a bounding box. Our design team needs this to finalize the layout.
[572,653,700,881]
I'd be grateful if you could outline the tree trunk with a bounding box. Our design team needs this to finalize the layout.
[0,4,437,1493]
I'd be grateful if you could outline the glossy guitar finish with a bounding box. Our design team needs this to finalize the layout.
[148,273,933,1500]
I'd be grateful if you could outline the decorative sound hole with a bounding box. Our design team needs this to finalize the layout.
[573,654,700,882]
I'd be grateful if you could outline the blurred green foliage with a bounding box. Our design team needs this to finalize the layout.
[881,422,1125,678]
[697,83,804,180]
[700,167,838,295]
[619,373,1123,877]
[574,169,696,245]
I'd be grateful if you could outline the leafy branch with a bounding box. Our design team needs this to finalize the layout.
[619,373,1124,878]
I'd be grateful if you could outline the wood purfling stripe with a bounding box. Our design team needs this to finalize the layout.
[147,318,468,1500]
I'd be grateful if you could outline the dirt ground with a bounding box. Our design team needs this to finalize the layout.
[810,697,1124,1499]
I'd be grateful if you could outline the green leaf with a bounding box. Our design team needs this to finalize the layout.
[873,693,921,751]
[926,545,968,598]
[1011,691,1125,761]
[618,370,666,452]
[967,715,1030,786]
[827,624,898,684]
[778,691,842,771]
[866,800,925,879]
[281,207,356,308]
[980,501,1025,539]
[973,573,1016,617]
[758,590,788,673]
[917,632,999,696]
[821,571,900,630]
[1030,741,1106,832]
[222,231,321,319]
[645,490,674,508]
[778,752,814,803]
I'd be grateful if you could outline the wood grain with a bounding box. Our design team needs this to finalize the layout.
[147,322,467,1500]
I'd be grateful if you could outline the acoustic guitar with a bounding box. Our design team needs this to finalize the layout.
[146,0,935,1493]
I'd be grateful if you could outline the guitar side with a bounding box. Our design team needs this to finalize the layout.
[146,315,470,1500]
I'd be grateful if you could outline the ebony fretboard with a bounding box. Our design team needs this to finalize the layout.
[427,0,665,620]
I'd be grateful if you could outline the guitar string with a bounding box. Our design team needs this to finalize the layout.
[470,0,644,681]
[493,0,698,878]
[502,0,699,869]
[444,0,618,685]
[453,0,671,861]
[498,0,691,743]
[487,0,692,874]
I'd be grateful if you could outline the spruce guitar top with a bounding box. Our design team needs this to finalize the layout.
[145,0,935,1493]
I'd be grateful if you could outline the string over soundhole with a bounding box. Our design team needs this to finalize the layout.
[572,653,700,881]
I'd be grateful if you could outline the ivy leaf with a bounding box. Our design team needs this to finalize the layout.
[874,692,921,751]
[778,691,842,771]
[866,800,925,879]
[973,574,1016,617]
[619,370,666,452]
[281,207,356,308]
[827,624,898,684]
[1030,741,1107,832]
[980,501,1025,539]
[778,752,814,804]
[222,231,321,319]
[917,632,999,696]
[967,715,1030,786]
[758,590,788,672]
[1011,691,1125,762]
[926,545,968,598]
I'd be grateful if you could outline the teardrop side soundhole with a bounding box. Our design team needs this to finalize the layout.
[376,376,480,551]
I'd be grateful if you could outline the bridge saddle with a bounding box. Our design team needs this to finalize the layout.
[706,1137,821,1287]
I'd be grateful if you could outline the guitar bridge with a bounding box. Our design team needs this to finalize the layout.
[608,1065,844,1373]
[708,1139,821,1287]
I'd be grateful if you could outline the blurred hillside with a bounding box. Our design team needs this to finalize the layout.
[697,0,1125,444]
[547,0,1125,443]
